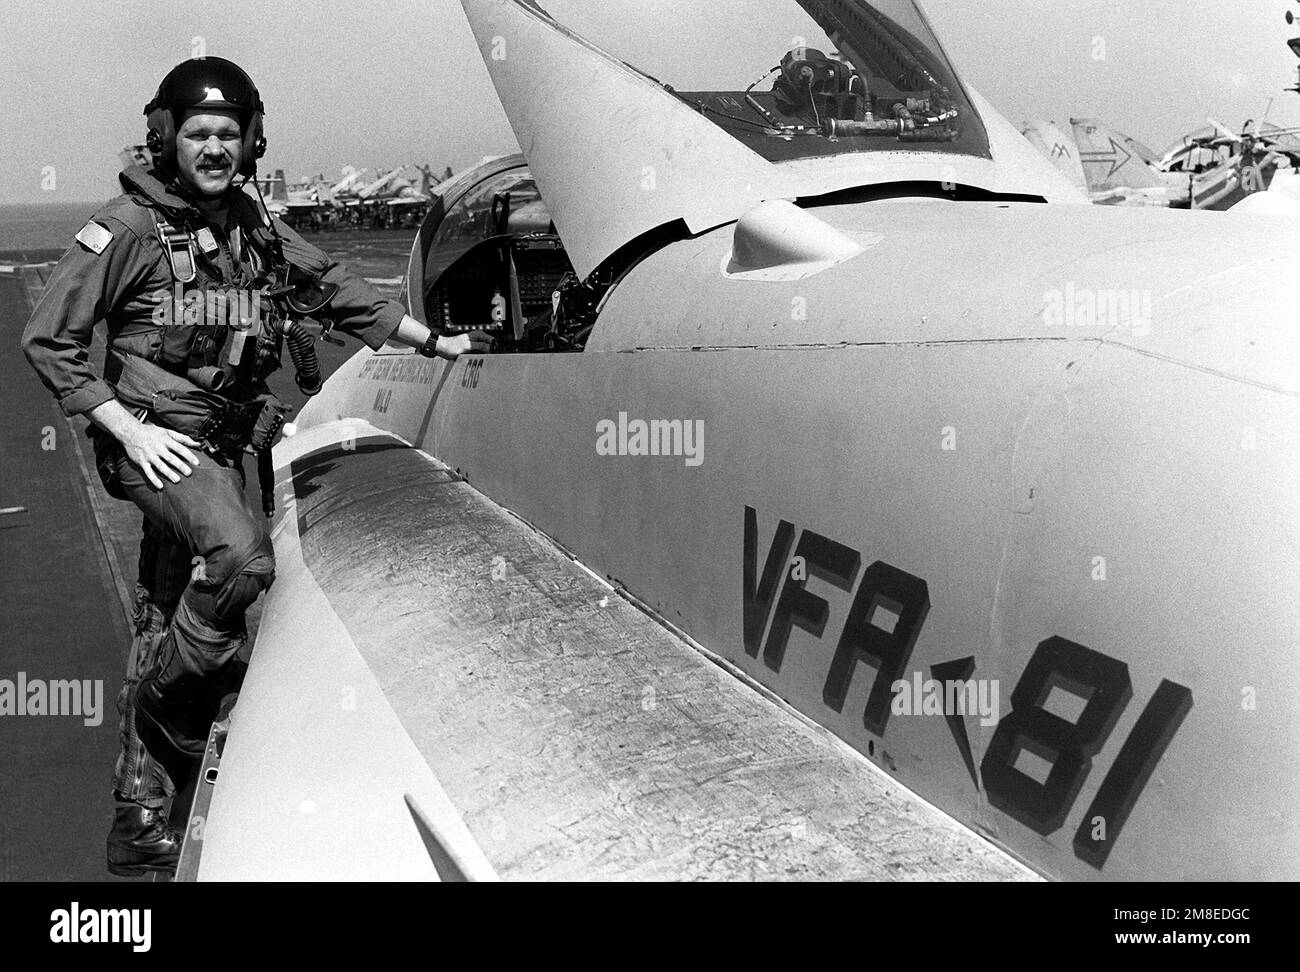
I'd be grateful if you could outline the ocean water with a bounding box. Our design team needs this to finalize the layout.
[0,202,414,293]
[0,202,99,253]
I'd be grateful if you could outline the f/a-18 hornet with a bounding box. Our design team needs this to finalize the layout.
[185,0,1300,882]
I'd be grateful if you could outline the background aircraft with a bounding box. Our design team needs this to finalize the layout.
[1025,7,1300,210]
[253,164,448,228]
[1023,116,1300,208]
[1160,118,1300,208]
[184,0,1300,882]
[254,168,334,222]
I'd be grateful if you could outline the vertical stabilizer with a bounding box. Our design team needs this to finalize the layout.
[1020,121,1086,190]
[1071,118,1165,191]
[269,169,289,203]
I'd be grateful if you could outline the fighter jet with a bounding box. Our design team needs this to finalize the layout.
[183,0,1300,882]
[358,164,439,225]
[384,164,437,205]
[329,165,368,198]
[248,169,335,227]
[327,166,421,226]
[1024,116,1300,209]
[1159,118,1300,209]
[118,143,154,171]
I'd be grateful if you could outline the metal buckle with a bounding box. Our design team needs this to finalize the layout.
[153,214,198,284]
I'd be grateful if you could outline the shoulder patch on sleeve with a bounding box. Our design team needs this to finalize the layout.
[74,221,114,255]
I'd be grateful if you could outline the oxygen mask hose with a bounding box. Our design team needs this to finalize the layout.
[250,176,331,397]
[269,316,323,396]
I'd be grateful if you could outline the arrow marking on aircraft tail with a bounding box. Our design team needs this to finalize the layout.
[1080,136,1134,180]
[930,656,980,790]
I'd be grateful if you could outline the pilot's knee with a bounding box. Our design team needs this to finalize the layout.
[213,561,274,623]
[213,562,275,624]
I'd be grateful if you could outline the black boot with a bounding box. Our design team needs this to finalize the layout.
[107,799,182,877]
[135,633,216,758]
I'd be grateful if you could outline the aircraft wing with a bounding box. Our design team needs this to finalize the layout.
[195,417,1036,880]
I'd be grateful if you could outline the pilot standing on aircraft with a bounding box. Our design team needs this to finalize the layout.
[20,56,492,877]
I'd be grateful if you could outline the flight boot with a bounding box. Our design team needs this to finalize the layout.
[107,798,182,877]
[134,633,216,758]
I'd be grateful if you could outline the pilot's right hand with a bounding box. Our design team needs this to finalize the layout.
[122,421,203,490]
[436,330,496,359]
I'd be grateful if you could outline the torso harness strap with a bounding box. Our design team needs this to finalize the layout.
[139,208,290,516]
[153,212,199,285]
[149,208,285,393]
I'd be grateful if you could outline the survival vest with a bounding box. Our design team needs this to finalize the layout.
[90,168,292,506]
[107,165,288,403]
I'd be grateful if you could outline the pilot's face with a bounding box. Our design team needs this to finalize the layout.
[175,108,244,197]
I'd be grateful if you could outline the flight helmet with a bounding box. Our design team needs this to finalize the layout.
[144,56,266,176]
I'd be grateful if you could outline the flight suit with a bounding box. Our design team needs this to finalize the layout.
[22,164,406,807]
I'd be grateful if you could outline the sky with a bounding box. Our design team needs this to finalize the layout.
[2,0,1299,204]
